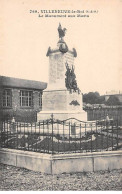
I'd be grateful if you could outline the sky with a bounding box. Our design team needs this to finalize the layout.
[0,0,122,95]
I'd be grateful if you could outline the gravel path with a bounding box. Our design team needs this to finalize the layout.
[0,163,122,190]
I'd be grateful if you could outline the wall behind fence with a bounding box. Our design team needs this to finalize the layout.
[86,107,122,125]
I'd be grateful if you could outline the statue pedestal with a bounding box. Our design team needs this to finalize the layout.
[37,89,87,121]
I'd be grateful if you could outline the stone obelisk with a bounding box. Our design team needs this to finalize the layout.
[37,24,87,121]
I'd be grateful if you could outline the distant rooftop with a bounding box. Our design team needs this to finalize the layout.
[106,90,122,95]
[0,76,47,90]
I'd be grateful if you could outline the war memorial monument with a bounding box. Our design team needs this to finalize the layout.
[37,24,87,121]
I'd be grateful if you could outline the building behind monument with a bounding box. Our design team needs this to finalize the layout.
[0,76,47,122]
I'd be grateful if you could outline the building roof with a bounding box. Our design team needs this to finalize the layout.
[104,93,122,97]
[0,76,47,90]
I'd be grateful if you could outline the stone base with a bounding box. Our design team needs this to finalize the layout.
[42,89,83,112]
[37,110,87,121]
[1,148,122,174]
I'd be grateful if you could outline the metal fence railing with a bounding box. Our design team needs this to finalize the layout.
[0,116,122,154]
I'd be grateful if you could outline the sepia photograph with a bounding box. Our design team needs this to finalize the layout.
[0,0,122,191]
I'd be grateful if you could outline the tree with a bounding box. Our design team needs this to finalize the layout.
[106,95,121,106]
[98,96,105,104]
[83,92,100,104]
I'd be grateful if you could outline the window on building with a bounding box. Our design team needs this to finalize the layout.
[39,92,42,109]
[2,89,12,107]
[20,90,33,107]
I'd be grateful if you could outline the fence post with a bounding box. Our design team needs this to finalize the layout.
[16,122,18,149]
[7,120,9,148]
[91,123,92,152]
[69,122,70,152]
[111,120,113,150]
[51,114,54,154]
[31,123,33,151]
[3,121,5,147]
[24,122,25,151]
[95,121,97,152]
[27,122,29,151]
[35,122,37,152]
[43,120,45,153]
[63,121,65,153]
[39,121,40,152]
[106,119,109,151]
[47,120,49,153]
[0,120,2,148]
[116,119,119,148]
[57,122,59,153]
[11,117,16,132]
[74,123,76,153]
[20,123,21,150]
[80,123,81,153]
[85,123,87,152]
